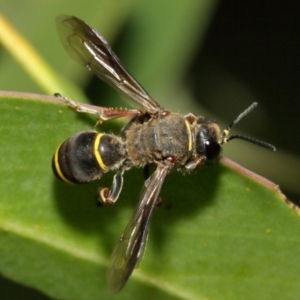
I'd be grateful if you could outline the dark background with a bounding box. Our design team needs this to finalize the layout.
[190,1,300,205]
[192,0,300,156]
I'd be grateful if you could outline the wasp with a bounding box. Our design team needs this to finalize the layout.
[52,15,276,293]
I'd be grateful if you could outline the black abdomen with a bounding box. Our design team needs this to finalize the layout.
[52,131,124,184]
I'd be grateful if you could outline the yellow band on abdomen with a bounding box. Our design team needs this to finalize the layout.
[94,134,108,171]
[54,144,73,184]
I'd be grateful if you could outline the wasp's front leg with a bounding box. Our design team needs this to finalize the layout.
[183,112,197,124]
[183,157,203,172]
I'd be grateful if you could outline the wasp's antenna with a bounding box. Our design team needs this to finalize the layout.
[221,102,276,151]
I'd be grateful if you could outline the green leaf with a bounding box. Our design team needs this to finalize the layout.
[0,92,299,300]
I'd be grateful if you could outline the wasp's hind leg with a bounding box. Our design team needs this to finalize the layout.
[98,170,124,205]
[54,93,141,123]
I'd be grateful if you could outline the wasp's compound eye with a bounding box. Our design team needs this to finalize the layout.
[205,139,221,161]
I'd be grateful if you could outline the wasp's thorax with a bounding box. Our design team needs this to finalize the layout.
[125,113,193,167]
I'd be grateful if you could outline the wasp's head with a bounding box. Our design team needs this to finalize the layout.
[194,103,275,164]
[195,117,221,161]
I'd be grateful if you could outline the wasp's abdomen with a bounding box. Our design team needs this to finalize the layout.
[52,131,125,184]
[126,114,191,166]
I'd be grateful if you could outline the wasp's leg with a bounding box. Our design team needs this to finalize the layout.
[183,112,196,124]
[184,158,203,172]
[54,93,141,122]
[98,171,124,205]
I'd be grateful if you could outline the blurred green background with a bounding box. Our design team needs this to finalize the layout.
[0,0,299,298]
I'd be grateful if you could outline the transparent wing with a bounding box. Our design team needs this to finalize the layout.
[56,15,163,114]
[107,165,170,294]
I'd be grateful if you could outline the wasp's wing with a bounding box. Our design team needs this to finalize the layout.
[107,165,170,294]
[56,15,163,114]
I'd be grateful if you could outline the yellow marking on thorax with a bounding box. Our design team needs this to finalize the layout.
[184,120,193,152]
[54,145,73,184]
[94,134,108,171]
